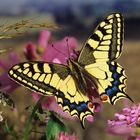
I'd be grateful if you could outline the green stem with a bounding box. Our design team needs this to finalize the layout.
[4,120,18,139]
[22,96,44,140]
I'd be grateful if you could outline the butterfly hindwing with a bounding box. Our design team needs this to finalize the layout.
[84,61,130,104]
[78,13,123,65]
[8,61,94,127]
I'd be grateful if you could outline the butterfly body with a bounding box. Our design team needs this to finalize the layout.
[8,13,132,127]
[67,59,88,94]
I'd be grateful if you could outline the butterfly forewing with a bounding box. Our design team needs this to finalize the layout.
[78,13,123,65]
[8,61,94,127]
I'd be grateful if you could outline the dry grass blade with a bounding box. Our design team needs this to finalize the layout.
[0,18,59,40]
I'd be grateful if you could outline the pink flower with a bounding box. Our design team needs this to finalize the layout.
[56,132,78,140]
[40,36,77,65]
[107,103,140,139]
[128,135,140,140]
[0,52,20,93]
[24,42,37,61]
[24,30,78,64]
[38,30,77,64]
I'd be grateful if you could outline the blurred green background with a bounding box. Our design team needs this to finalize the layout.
[0,0,140,140]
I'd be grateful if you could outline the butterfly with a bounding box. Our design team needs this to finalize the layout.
[8,13,132,127]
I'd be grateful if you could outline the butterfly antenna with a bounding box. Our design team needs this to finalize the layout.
[51,44,67,58]
[66,38,71,59]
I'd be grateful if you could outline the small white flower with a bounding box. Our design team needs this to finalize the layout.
[2,101,7,106]
[0,111,3,122]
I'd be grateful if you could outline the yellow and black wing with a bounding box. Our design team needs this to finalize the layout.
[78,13,123,65]
[85,61,131,104]
[8,61,94,127]
[78,13,131,104]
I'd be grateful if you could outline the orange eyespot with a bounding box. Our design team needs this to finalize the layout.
[88,102,94,109]
[100,94,109,101]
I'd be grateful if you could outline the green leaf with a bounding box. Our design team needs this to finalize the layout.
[45,114,67,140]
[26,105,51,122]
[3,120,18,139]
[22,96,44,140]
